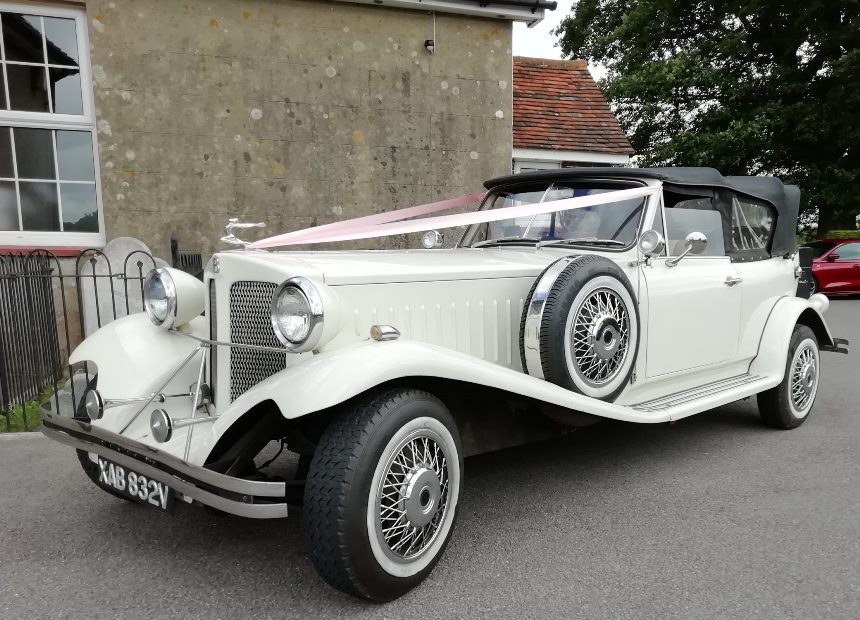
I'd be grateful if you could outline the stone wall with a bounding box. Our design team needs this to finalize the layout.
[85,0,513,258]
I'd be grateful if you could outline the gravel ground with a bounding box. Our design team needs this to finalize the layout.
[1,299,858,619]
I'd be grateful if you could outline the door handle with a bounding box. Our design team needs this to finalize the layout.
[725,276,743,287]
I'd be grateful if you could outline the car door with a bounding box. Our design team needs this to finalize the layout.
[642,193,741,378]
[815,242,860,293]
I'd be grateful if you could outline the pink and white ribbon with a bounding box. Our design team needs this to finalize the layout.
[249,186,659,249]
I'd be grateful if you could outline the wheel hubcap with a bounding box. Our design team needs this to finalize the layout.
[571,288,630,386]
[790,344,817,412]
[377,434,449,559]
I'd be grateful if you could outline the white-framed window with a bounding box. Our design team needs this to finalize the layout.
[0,2,103,248]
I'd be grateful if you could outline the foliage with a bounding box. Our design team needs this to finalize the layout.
[822,229,860,239]
[1,399,44,432]
[556,0,860,236]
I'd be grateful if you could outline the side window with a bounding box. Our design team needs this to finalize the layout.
[663,192,726,257]
[835,243,860,260]
[730,195,775,255]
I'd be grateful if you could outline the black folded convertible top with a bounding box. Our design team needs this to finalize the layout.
[484,167,799,257]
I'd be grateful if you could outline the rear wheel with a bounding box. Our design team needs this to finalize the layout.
[757,324,820,429]
[303,388,462,601]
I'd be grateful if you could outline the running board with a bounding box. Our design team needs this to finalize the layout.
[632,374,769,414]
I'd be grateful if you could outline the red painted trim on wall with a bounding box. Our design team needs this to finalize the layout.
[0,247,86,257]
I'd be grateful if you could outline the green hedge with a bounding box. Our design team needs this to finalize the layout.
[823,230,860,239]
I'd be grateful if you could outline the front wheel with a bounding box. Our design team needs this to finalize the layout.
[303,388,462,601]
[757,324,820,429]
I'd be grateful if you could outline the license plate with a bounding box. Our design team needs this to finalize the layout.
[97,457,173,511]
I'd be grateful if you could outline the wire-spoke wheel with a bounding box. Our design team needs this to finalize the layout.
[521,256,640,402]
[569,287,631,388]
[758,324,820,429]
[373,431,451,561]
[304,388,462,601]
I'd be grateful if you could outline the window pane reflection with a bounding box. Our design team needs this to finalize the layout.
[44,17,79,65]
[2,13,44,63]
[20,181,59,230]
[14,128,55,179]
[0,128,13,177]
[61,183,98,232]
[49,68,82,115]
[56,131,95,181]
[0,180,17,229]
[6,64,50,112]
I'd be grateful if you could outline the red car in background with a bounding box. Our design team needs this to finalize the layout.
[808,238,860,295]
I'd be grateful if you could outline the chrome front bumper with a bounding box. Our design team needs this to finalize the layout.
[42,413,288,519]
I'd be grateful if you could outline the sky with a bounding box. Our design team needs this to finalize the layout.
[511,4,607,80]
[511,5,568,61]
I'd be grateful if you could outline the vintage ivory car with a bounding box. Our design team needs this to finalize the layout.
[42,167,848,601]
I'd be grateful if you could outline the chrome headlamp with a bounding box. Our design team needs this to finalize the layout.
[144,268,177,328]
[270,277,324,352]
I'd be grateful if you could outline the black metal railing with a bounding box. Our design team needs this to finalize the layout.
[0,248,158,431]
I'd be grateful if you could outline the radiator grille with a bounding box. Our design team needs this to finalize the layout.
[229,281,286,401]
[208,279,217,404]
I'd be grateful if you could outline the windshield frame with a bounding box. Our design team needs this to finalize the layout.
[458,177,650,252]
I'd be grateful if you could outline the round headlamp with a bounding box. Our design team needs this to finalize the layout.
[150,409,173,443]
[270,277,324,352]
[143,268,177,328]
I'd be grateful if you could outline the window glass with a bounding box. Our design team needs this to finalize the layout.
[49,68,83,115]
[6,64,50,112]
[0,179,16,229]
[2,13,43,63]
[19,181,58,230]
[835,243,860,260]
[731,196,774,252]
[0,7,99,242]
[471,182,645,248]
[43,17,79,65]
[56,130,95,181]
[14,127,54,179]
[663,193,726,256]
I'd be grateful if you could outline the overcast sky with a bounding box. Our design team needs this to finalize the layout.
[511,5,607,80]
[511,6,568,61]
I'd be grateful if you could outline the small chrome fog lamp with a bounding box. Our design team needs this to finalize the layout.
[83,388,104,420]
[150,409,173,443]
[422,230,444,249]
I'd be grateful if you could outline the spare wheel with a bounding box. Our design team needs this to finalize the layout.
[520,255,640,402]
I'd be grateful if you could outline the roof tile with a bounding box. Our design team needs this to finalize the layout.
[513,56,634,156]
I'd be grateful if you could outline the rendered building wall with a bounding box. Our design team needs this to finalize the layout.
[85,0,513,258]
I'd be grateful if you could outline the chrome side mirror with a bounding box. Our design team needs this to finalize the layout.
[638,230,666,257]
[422,230,444,249]
[666,231,708,267]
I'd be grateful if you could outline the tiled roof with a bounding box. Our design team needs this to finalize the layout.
[513,56,634,156]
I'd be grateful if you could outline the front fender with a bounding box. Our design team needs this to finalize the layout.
[68,313,208,435]
[748,294,837,380]
[211,338,664,445]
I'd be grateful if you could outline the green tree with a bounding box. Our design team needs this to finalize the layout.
[557,1,860,235]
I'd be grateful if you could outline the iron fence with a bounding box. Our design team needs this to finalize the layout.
[0,248,159,431]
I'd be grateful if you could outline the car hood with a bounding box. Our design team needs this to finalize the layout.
[214,248,567,285]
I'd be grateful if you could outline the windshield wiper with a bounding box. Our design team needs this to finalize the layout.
[472,237,541,248]
[537,238,627,249]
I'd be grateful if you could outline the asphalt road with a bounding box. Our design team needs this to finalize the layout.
[1,300,858,619]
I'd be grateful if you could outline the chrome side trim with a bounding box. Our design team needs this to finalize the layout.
[521,257,576,379]
[631,374,766,412]
[43,414,286,499]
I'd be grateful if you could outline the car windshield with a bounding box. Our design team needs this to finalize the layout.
[465,182,646,249]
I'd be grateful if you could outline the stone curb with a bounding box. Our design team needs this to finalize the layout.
[0,431,44,440]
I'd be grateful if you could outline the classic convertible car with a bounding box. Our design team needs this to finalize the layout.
[42,167,848,601]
